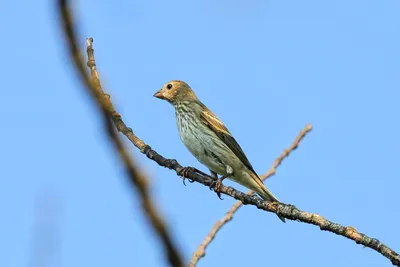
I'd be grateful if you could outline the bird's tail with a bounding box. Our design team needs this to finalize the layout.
[251,174,286,223]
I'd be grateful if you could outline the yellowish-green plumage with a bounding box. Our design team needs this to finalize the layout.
[154,80,285,222]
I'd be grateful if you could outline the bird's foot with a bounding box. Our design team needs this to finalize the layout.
[179,167,195,185]
[209,177,227,200]
[208,171,218,191]
[179,167,209,185]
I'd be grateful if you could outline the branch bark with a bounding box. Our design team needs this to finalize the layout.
[81,38,400,266]
[58,5,400,264]
[58,2,184,267]
[190,124,312,267]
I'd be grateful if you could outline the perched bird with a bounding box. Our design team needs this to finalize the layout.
[154,80,285,222]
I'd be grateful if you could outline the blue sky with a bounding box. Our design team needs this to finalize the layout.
[1,0,400,266]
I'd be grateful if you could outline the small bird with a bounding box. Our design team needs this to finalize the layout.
[154,80,285,222]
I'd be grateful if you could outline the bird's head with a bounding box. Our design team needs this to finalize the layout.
[154,80,198,105]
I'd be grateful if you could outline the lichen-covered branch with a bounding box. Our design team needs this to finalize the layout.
[82,38,399,266]
[59,6,400,264]
[189,124,312,267]
[58,2,184,267]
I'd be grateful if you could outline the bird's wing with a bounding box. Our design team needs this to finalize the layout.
[199,105,259,178]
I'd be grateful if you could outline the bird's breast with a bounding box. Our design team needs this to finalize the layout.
[175,110,239,175]
[176,111,206,158]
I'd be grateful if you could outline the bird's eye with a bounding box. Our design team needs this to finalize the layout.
[166,84,173,90]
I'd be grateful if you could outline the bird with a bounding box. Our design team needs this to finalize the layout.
[154,80,285,222]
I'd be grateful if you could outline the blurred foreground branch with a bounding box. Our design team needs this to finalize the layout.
[58,2,400,265]
[190,124,312,267]
[58,1,184,267]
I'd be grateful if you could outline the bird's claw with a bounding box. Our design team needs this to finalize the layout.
[209,180,215,191]
[209,179,224,200]
[179,167,195,186]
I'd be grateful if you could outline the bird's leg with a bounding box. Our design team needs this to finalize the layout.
[213,175,228,200]
[210,170,219,179]
[208,170,219,190]
[179,167,208,185]
[210,166,234,200]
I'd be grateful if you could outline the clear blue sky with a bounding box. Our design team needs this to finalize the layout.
[1,0,399,266]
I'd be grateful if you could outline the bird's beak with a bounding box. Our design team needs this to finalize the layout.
[153,89,165,100]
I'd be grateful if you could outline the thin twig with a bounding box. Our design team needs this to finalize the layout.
[260,124,313,180]
[189,124,312,267]
[61,26,399,266]
[58,2,184,267]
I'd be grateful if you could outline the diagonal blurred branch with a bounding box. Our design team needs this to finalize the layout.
[58,6,400,265]
[58,1,184,267]
[189,124,312,267]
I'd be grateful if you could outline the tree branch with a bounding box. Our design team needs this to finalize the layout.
[58,2,184,267]
[63,24,399,265]
[259,124,313,180]
[189,124,312,267]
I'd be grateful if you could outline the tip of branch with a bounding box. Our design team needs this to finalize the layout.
[86,37,93,47]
